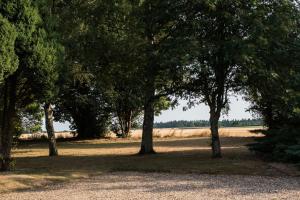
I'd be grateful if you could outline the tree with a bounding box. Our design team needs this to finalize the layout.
[36,0,64,156]
[187,0,284,158]
[186,0,300,158]
[0,0,61,170]
[110,68,144,138]
[186,1,249,158]
[101,1,145,138]
[0,13,18,171]
[242,0,300,129]
[134,0,191,154]
[53,59,112,139]
[53,0,118,139]
[0,15,18,83]
[244,0,300,163]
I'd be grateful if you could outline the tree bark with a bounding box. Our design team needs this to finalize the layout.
[44,103,58,156]
[139,85,156,154]
[123,110,132,138]
[0,76,17,171]
[209,110,222,158]
[126,112,132,137]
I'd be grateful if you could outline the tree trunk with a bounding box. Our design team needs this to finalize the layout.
[0,111,15,171]
[0,76,17,171]
[44,103,58,156]
[139,86,155,154]
[123,110,132,138]
[209,110,222,158]
[0,82,8,165]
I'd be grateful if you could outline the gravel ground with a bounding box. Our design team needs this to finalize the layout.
[2,172,300,200]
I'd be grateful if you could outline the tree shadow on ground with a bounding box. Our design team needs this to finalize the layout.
[4,137,296,194]
[7,171,300,197]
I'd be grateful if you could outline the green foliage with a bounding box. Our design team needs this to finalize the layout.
[53,0,181,138]
[0,14,18,83]
[0,0,62,104]
[54,74,112,138]
[0,0,63,170]
[244,1,300,165]
[285,145,300,162]
[53,0,123,138]
[20,103,43,134]
[185,0,258,112]
[249,127,300,163]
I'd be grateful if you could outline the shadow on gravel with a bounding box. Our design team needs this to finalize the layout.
[9,172,300,197]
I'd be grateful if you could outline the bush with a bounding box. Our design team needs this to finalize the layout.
[249,127,300,164]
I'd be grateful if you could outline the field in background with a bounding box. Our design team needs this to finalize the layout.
[19,127,264,140]
[130,127,263,138]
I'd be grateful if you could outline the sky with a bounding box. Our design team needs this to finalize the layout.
[155,95,253,122]
[48,95,254,131]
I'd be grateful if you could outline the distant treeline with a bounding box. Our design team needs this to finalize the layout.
[154,119,263,128]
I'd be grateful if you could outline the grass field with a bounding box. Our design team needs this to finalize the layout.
[0,127,296,194]
[19,127,264,140]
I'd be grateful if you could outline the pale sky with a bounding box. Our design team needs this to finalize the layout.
[49,95,254,131]
[155,95,253,122]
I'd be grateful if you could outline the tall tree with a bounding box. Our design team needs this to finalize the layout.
[36,0,63,156]
[186,0,260,158]
[53,0,120,139]
[242,0,300,129]
[135,0,190,154]
[186,0,300,158]
[0,14,18,171]
[244,0,300,163]
[0,0,61,170]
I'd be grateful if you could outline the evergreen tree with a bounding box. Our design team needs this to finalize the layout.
[0,0,61,170]
[0,15,18,83]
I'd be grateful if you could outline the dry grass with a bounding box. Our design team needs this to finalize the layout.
[0,127,287,194]
[19,127,263,140]
[130,127,263,138]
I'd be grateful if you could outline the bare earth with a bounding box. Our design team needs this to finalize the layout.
[2,172,300,200]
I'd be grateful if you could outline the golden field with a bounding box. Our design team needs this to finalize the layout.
[19,127,264,140]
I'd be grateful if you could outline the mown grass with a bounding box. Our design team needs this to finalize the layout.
[0,135,289,193]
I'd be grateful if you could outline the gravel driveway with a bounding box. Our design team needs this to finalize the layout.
[2,172,300,200]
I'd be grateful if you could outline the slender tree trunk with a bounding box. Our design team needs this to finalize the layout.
[117,111,125,138]
[265,101,276,129]
[123,110,132,138]
[139,85,155,154]
[0,76,17,171]
[209,110,222,158]
[44,103,58,156]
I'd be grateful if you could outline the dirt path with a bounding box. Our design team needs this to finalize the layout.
[2,172,300,200]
